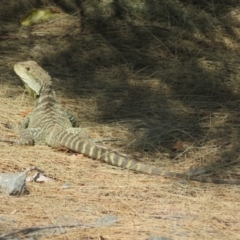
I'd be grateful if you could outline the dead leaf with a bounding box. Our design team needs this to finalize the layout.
[26,172,55,183]
[172,141,184,152]
[19,108,32,117]
[55,147,73,153]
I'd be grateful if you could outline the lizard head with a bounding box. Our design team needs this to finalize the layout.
[14,61,52,98]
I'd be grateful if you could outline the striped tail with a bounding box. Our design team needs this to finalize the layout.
[57,132,240,185]
[57,132,161,173]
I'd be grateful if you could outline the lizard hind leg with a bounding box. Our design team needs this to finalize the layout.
[64,127,89,139]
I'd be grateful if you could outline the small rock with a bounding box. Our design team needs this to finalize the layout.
[95,215,118,227]
[0,172,26,195]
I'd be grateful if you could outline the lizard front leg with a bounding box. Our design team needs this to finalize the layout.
[16,114,38,145]
[17,128,36,145]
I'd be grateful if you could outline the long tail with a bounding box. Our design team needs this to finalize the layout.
[57,132,240,185]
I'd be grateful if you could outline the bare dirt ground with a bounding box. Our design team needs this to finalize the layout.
[0,1,240,239]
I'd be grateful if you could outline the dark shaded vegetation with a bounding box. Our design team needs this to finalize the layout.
[1,0,240,175]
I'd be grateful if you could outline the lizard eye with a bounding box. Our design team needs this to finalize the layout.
[26,67,30,71]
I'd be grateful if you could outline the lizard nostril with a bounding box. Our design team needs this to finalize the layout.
[26,67,30,71]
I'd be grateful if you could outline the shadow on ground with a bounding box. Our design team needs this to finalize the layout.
[1,0,240,173]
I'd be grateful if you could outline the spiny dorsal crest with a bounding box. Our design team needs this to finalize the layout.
[14,61,52,95]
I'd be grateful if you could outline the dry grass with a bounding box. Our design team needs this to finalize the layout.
[0,0,240,239]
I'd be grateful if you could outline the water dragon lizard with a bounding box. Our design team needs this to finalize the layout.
[13,61,240,184]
